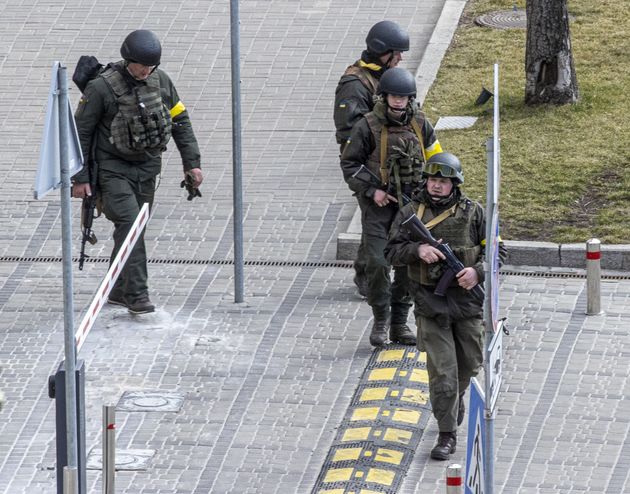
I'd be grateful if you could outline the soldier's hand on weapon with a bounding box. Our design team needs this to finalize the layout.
[373,189,398,207]
[456,267,479,291]
[418,242,445,264]
[72,183,92,199]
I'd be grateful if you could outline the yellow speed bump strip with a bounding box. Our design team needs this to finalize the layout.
[312,344,431,493]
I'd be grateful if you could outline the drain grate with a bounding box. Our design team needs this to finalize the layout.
[475,9,527,29]
[0,255,355,269]
[1,255,628,279]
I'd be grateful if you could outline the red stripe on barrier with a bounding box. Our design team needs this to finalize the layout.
[446,477,462,486]
[586,251,601,260]
[107,424,116,430]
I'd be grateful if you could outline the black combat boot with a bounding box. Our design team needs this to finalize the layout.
[457,392,466,426]
[369,318,390,347]
[127,294,155,315]
[389,324,416,345]
[430,432,457,460]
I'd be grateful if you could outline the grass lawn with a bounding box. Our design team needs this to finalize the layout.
[422,0,630,243]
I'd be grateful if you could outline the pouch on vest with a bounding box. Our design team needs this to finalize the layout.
[72,56,104,93]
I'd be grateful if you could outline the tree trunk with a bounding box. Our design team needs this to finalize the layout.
[525,0,579,105]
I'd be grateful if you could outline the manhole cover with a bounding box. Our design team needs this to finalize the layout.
[475,9,527,29]
[86,448,155,471]
[116,391,185,412]
[434,116,478,131]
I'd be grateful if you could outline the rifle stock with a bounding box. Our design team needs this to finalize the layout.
[401,214,485,302]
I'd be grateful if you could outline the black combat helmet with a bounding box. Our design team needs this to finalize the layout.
[423,152,464,185]
[120,30,162,66]
[366,21,410,55]
[377,67,416,97]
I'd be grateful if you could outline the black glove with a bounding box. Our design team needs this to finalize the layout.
[180,172,202,201]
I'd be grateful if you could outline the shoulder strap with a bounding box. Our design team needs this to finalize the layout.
[380,126,388,184]
[416,203,457,230]
[410,117,427,164]
[345,64,379,94]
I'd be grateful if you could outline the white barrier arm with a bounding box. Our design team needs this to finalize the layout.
[75,202,150,352]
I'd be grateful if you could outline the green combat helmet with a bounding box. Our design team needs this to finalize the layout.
[423,152,464,185]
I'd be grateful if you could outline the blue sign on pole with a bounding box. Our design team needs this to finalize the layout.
[465,378,485,494]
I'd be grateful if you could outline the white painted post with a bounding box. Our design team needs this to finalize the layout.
[102,405,116,494]
[446,463,463,493]
[586,238,602,315]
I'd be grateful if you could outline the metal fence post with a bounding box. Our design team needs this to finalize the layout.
[446,463,463,493]
[586,238,602,315]
[63,467,78,494]
[102,405,116,494]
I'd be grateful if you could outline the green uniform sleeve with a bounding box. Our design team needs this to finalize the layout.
[334,76,374,145]
[72,79,107,183]
[384,203,423,266]
[159,71,201,170]
[339,118,377,197]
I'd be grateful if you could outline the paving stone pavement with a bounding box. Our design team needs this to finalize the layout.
[1,1,630,493]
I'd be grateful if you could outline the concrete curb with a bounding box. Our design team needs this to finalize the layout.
[338,235,630,271]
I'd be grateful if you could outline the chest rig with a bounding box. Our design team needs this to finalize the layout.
[102,65,172,158]
[365,113,426,205]
[415,198,482,285]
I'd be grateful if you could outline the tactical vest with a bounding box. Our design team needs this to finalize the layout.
[102,65,172,158]
[365,112,425,203]
[410,198,482,285]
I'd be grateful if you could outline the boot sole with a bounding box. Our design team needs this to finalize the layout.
[430,445,456,461]
[128,306,155,315]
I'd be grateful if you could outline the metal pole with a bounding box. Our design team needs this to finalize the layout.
[586,238,602,315]
[59,64,79,480]
[484,136,495,494]
[63,466,78,494]
[230,0,244,303]
[446,464,462,493]
[102,405,116,494]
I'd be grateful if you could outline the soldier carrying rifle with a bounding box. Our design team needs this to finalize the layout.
[340,67,442,347]
[385,152,507,461]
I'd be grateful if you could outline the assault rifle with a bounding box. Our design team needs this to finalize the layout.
[350,164,411,205]
[78,194,97,270]
[401,214,485,302]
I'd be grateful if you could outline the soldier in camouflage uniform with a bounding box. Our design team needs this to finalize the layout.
[334,20,409,297]
[385,152,506,460]
[72,30,203,314]
[340,68,442,347]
